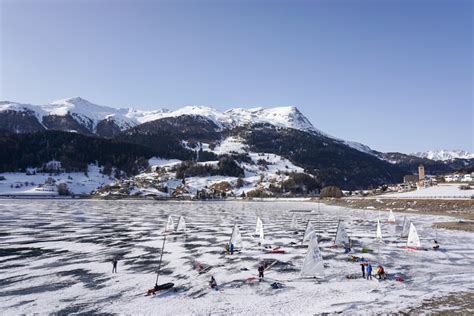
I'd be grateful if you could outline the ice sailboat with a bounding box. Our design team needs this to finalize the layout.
[300,234,324,278]
[334,219,350,246]
[176,216,186,232]
[228,224,243,251]
[146,234,174,295]
[387,210,396,223]
[255,217,264,244]
[404,222,421,250]
[165,216,175,232]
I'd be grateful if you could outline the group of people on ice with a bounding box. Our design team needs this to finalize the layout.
[360,262,386,280]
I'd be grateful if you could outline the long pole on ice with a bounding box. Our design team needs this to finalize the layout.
[302,219,310,245]
[335,219,341,245]
[155,234,167,286]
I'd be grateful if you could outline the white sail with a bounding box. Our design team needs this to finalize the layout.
[401,216,410,238]
[176,216,186,232]
[334,220,349,245]
[407,222,421,248]
[388,210,396,223]
[300,234,324,277]
[229,224,243,249]
[165,216,175,232]
[290,214,297,229]
[376,219,383,241]
[255,217,264,243]
[303,221,317,242]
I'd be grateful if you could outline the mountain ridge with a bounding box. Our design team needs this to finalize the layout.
[412,150,474,161]
[1,97,374,153]
[0,97,320,133]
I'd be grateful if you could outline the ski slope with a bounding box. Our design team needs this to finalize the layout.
[0,200,472,314]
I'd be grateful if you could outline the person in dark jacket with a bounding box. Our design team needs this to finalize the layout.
[112,257,118,273]
[230,243,235,255]
[376,265,386,280]
[209,276,218,289]
[146,284,160,296]
[258,264,265,281]
[360,263,365,278]
[366,263,372,280]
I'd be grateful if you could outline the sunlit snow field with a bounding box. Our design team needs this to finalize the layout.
[0,200,473,314]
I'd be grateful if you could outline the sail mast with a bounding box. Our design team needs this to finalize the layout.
[302,219,310,244]
[401,216,406,237]
[334,219,341,245]
[229,224,236,246]
[155,234,167,286]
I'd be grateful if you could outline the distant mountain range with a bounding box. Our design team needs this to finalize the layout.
[1,97,472,191]
[412,150,474,161]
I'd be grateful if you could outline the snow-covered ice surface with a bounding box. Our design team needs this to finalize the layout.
[381,184,474,199]
[0,200,473,315]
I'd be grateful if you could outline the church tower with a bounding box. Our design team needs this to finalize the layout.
[418,164,425,181]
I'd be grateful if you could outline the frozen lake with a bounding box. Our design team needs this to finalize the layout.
[1,200,473,314]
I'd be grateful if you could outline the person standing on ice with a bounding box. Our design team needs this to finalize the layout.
[366,263,372,280]
[376,265,386,280]
[112,257,118,273]
[230,243,235,255]
[209,276,218,290]
[360,263,365,278]
[258,264,265,281]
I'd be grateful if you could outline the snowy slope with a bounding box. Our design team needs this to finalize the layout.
[47,97,136,131]
[0,101,47,123]
[412,150,474,161]
[128,106,236,128]
[224,106,318,132]
[100,137,308,198]
[0,164,115,195]
[0,98,136,132]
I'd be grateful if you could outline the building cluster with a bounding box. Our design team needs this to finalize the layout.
[35,177,69,195]
[398,164,435,191]
[443,173,473,183]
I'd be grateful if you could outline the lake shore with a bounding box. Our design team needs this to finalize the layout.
[321,198,474,232]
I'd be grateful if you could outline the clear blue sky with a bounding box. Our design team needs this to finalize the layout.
[1,0,472,153]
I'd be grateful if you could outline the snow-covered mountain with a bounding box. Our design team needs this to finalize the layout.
[48,97,135,131]
[413,150,474,161]
[0,97,324,136]
[0,97,135,135]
